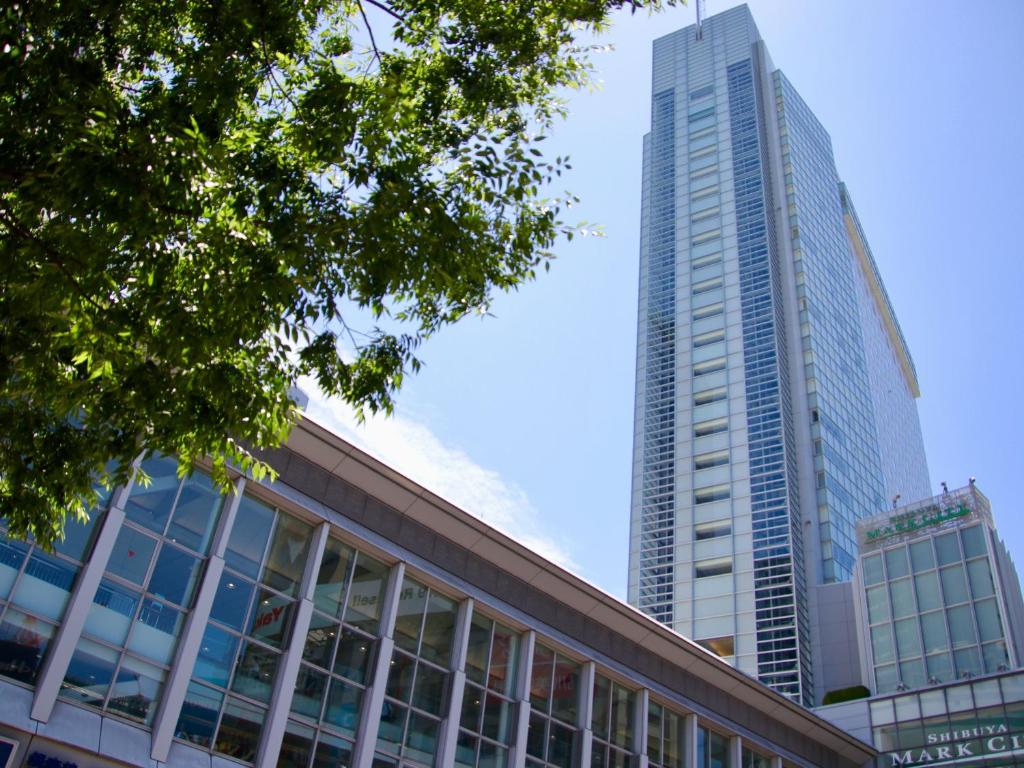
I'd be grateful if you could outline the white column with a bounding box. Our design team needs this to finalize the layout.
[684,713,699,768]
[436,598,474,766]
[352,562,405,768]
[30,476,137,722]
[256,521,331,768]
[577,661,596,767]
[508,630,536,768]
[150,477,246,761]
[635,688,650,768]
[729,734,742,768]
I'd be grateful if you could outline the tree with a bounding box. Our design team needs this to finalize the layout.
[0,0,674,547]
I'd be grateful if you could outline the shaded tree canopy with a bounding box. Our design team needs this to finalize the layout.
[0,0,674,547]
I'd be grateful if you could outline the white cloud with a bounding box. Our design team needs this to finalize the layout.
[299,379,579,571]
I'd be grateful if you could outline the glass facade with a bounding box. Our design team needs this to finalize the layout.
[863,521,1011,694]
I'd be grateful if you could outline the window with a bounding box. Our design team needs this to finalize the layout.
[285,538,391,765]
[693,303,724,321]
[693,359,726,377]
[697,726,730,768]
[742,747,771,768]
[647,700,687,768]
[174,496,314,763]
[694,451,728,471]
[693,330,725,348]
[693,418,727,438]
[694,559,732,578]
[689,84,714,101]
[377,577,458,765]
[691,252,722,270]
[591,675,635,766]
[527,644,580,768]
[695,521,731,541]
[694,485,729,505]
[694,388,726,408]
[458,614,520,768]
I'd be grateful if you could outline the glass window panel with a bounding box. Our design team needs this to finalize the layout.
[86,580,139,645]
[940,565,969,605]
[128,599,184,664]
[263,513,312,597]
[1000,673,1024,703]
[108,526,158,584]
[125,454,180,534]
[592,676,611,738]
[708,731,728,768]
[0,538,28,599]
[914,572,941,612]
[314,537,354,618]
[224,494,276,579]
[456,732,478,768]
[312,733,354,768]
[935,533,961,566]
[461,683,483,731]
[954,647,983,677]
[279,720,315,768]
[346,554,389,634]
[885,548,910,579]
[647,703,663,763]
[983,641,1010,672]
[899,659,925,690]
[909,540,935,573]
[411,663,448,715]
[664,709,684,768]
[176,681,223,748]
[875,662,898,694]
[895,618,921,659]
[291,664,328,720]
[967,559,995,599]
[465,615,492,686]
[405,712,440,764]
[961,525,987,559]
[148,544,202,607]
[609,684,633,748]
[249,590,294,648]
[489,624,519,698]
[61,637,118,707]
[890,579,915,619]
[947,605,977,648]
[12,552,78,620]
[210,573,254,631]
[107,654,165,724]
[377,701,406,753]
[166,471,223,555]
[323,678,363,737]
[530,644,554,711]
[231,641,280,703]
[867,585,889,624]
[215,696,265,763]
[334,629,373,684]
[0,609,54,684]
[926,652,953,683]
[303,612,339,669]
[549,656,580,725]
[871,624,895,663]
[526,712,546,759]
[919,689,946,717]
[921,611,948,653]
[482,692,513,744]
[387,651,416,704]
[420,592,457,666]
[393,578,426,655]
[870,699,895,725]
[549,721,575,768]
[54,510,102,562]
[195,624,239,687]
[975,598,1004,643]
[862,554,884,585]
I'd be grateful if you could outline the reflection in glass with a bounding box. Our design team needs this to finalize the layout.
[215,696,265,762]
[248,590,294,648]
[125,454,181,533]
[961,525,987,559]
[0,610,54,684]
[224,495,276,579]
[231,641,280,703]
[194,624,239,687]
[107,655,165,724]
[324,679,363,737]
[148,545,202,606]
[108,526,157,584]
[210,572,254,631]
[909,540,935,573]
[312,732,354,768]
[176,681,224,748]
[291,665,328,719]
[12,552,78,620]
[62,638,118,707]
[128,599,184,664]
[167,472,223,554]
[263,513,312,597]
[347,554,389,634]
[86,580,139,645]
[279,720,315,768]
[334,629,373,684]
[406,712,439,764]
[940,565,969,606]
[314,537,353,617]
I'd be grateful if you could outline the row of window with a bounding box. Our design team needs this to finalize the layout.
[2,458,789,768]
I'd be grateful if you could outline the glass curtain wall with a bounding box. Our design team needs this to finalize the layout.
[591,675,635,766]
[526,644,581,768]
[647,699,687,768]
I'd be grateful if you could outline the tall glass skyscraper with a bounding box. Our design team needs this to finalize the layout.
[627,5,931,706]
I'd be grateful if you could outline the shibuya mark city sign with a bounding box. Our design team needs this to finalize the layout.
[865,502,971,545]
[886,723,1023,766]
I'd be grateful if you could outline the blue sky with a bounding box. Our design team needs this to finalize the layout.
[308,0,1024,598]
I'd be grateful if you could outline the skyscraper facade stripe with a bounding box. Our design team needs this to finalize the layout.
[628,4,930,706]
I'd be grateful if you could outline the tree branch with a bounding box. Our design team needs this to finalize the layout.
[363,0,404,21]
[356,0,383,66]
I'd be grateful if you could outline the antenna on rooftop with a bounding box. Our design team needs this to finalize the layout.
[696,0,707,40]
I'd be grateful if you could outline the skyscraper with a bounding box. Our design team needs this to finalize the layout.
[627,5,931,706]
